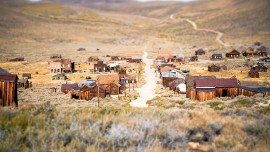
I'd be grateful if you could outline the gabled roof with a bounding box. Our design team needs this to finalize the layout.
[226,49,240,54]
[0,68,18,82]
[98,74,119,85]
[61,84,80,91]
[196,78,239,88]
[186,75,216,88]
[239,86,270,92]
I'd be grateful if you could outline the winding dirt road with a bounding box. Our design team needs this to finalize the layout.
[130,52,159,107]
[170,14,229,47]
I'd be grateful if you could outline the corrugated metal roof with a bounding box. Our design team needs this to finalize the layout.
[196,78,239,88]
[239,86,270,92]
[61,84,80,91]
[0,68,18,82]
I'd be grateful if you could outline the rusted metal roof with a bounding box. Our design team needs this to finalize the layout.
[0,68,18,82]
[196,78,238,88]
[98,74,119,85]
[61,84,80,91]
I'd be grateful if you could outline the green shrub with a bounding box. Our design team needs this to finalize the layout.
[259,106,270,115]
[207,101,224,110]
[175,100,185,105]
[232,99,253,107]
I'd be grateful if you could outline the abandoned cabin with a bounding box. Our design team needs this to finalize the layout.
[168,78,186,94]
[248,69,259,78]
[88,56,99,62]
[253,65,268,72]
[18,79,31,89]
[161,70,184,87]
[190,56,198,62]
[50,59,75,74]
[98,74,122,95]
[22,73,31,79]
[52,74,67,80]
[94,61,109,72]
[226,49,240,58]
[208,64,221,72]
[127,56,142,63]
[0,68,18,107]
[61,84,80,94]
[195,49,206,55]
[242,49,258,57]
[239,86,270,97]
[111,56,121,61]
[70,85,107,100]
[194,78,239,101]
[211,54,222,60]
[50,54,61,59]
[167,54,184,63]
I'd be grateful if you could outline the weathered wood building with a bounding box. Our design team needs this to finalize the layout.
[88,56,99,62]
[0,68,18,107]
[211,54,222,60]
[22,73,31,79]
[226,49,240,58]
[208,65,221,72]
[50,59,75,74]
[50,54,61,59]
[195,49,206,55]
[248,69,259,78]
[94,61,109,72]
[18,79,31,89]
[239,86,270,97]
[61,84,79,94]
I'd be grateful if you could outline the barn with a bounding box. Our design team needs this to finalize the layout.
[61,84,80,94]
[0,68,18,107]
[195,78,239,101]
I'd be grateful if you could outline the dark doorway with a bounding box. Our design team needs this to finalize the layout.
[222,89,228,97]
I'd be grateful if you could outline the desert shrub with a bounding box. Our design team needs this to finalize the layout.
[259,106,270,115]
[207,101,224,110]
[175,100,185,105]
[232,99,253,107]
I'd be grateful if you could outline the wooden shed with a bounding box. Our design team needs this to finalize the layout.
[162,77,180,88]
[50,54,61,59]
[88,56,99,62]
[195,78,239,101]
[22,73,31,79]
[0,68,18,107]
[242,49,258,57]
[208,64,221,72]
[226,49,240,58]
[211,54,222,60]
[190,56,198,62]
[18,79,31,89]
[248,69,259,78]
[9,57,24,62]
[61,84,79,94]
[195,49,206,55]
[239,86,270,97]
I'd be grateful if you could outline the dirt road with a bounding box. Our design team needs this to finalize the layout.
[130,52,159,107]
[170,14,229,47]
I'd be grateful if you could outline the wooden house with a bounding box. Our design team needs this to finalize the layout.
[195,49,205,55]
[211,54,222,60]
[126,53,142,63]
[0,68,18,107]
[50,59,75,74]
[162,77,179,87]
[94,61,109,72]
[71,85,107,100]
[17,79,31,89]
[61,84,79,94]
[88,56,99,62]
[52,74,67,80]
[186,75,216,100]
[242,49,258,57]
[239,86,270,97]
[50,54,61,59]
[190,56,198,62]
[226,49,240,58]
[254,65,268,72]
[248,69,259,78]
[119,67,127,75]
[108,63,120,73]
[110,82,121,95]
[208,64,221,72]
[9,57,24,62]
[168,53,184,63]
[194,78,239,101]
[22,73,31,79]
[168,78,185,91]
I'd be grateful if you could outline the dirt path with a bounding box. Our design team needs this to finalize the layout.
[170,14,229,47]
[130,52,159,107]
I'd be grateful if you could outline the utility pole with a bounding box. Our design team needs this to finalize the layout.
[97,77,100,108]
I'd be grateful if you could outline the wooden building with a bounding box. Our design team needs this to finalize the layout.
[88,56,99,62]
[162,77,179,87]
[111,56,120,61]
[242,49,258,57]
[211,54,222,60]
[50,54,61,59]
[208,64,221,72]
[190,56,198,62]
[260,57,270,62]
[195,49,206,55]
[70,85,106,100]
[94,61,109,72]
[239,86,270,97]
[61,84,79,94]
[22,73,31,79]
[226,49,240,58]
[248,69,259,78]
[194,78,239,101]
[18,79,31,89]
[50,59,75,74]
[0,68,18,107]
[52,74,67,80]
[77,48,86,51]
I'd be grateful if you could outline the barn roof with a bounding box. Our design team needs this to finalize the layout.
[226,49,240,54]
[98,74,119,84]
[196,78,239,88]
[186,75,216,88]
[0,68,18,82]
[61,84,80,91]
